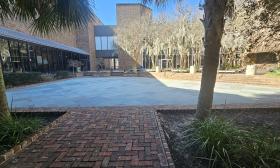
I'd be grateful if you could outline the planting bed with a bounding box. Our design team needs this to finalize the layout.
[0,111,65,164]
[158,108,280,168]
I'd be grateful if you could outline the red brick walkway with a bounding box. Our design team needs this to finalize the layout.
[1,107,173,168]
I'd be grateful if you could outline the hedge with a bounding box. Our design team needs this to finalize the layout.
[4,72,42,87]
[55,71,72,79]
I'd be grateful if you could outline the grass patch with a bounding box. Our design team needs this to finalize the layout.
[266,68,280,78]
[173,117,280,168]
[0,116,42,154]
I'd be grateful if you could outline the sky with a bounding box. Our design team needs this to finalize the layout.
[94,0,201,25]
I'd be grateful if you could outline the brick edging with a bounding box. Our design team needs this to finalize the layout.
[153,110,175,168]
[0,111,70,166]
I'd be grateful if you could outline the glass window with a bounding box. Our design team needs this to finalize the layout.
[37,56,42,65]
[28,45,37,71]
[113,36,117,49]
[107,36,114,50]
[18,42,29,71]
[101,36,107,50]
[9,41,19,62]
[9,41,23,71]
[95,37,102,50]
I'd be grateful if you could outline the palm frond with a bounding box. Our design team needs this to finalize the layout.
[33,0,95,34]
[0,0,95,34]
[0,0,12,22]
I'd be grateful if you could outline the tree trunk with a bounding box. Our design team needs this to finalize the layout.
[0,64,10,120]
[196,0,227,120]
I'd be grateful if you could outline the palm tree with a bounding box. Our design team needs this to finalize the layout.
[143,0,234,120]
[0,0,94,119]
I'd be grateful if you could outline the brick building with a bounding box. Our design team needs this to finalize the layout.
[94,3,152,71]
[0,3,151,72]
[116,3,152,25]
[0,14,102,73]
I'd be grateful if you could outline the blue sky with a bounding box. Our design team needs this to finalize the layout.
[94,0,201,25]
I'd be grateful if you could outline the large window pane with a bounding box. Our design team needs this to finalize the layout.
[18,42,29,71]
[107,36,114,50]
[9,41,22,71]
[101,36,107,50]
[95,37,102,50]
[113,36,117,49]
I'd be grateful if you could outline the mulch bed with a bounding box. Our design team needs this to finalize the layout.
[158,107,280,167]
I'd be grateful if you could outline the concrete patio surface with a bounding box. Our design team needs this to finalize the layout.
[6,77,280,108]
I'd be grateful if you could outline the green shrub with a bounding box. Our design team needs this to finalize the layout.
[181,117,280,168]
[55,71,71,79]
[4,72,42,87]
[0,116,42,154]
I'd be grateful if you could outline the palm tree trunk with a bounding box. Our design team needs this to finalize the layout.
[0,64,10,120]
[196,0,227,120]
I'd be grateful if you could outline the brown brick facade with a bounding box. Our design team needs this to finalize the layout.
[116,4,152,25]
[76,18,102,70]
[115,4,152,70]
[0,18,77,47]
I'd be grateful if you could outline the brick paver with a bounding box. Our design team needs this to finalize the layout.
[1,107,171,168]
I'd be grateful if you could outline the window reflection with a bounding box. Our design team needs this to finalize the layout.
[0,38,90,73]
[101,36,107,50]
[108,36,114,50]
[95,36,117,51]
[95,37,101,50]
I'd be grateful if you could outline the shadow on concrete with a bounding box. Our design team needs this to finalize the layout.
[6,76,280,108]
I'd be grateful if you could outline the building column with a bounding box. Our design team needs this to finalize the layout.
[26,43,32,72]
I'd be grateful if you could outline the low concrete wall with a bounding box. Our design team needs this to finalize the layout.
[148,72,280,87]
[83,71,153,78]
[84,71,111,77]
[82,71,280,87]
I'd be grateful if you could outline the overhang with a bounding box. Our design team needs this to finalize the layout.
[0,27,89,55]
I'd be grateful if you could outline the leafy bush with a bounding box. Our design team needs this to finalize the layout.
[55,71,71,79]
[0,116,41,154]
[180,117,280,168]
[4,72,42,87]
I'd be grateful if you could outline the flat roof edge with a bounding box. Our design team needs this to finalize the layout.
[116,3,152,11]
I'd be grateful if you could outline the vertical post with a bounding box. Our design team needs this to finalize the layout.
[17,42,24,72]
[61,51,64,70]
[40,47,44,72]
[46,48,50,73]
[57,50,59,71]
[7,40,15,72]
[54,50,58,71]
[34,46,38,72]
[27,43,32,72]
[71,52,74,75]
